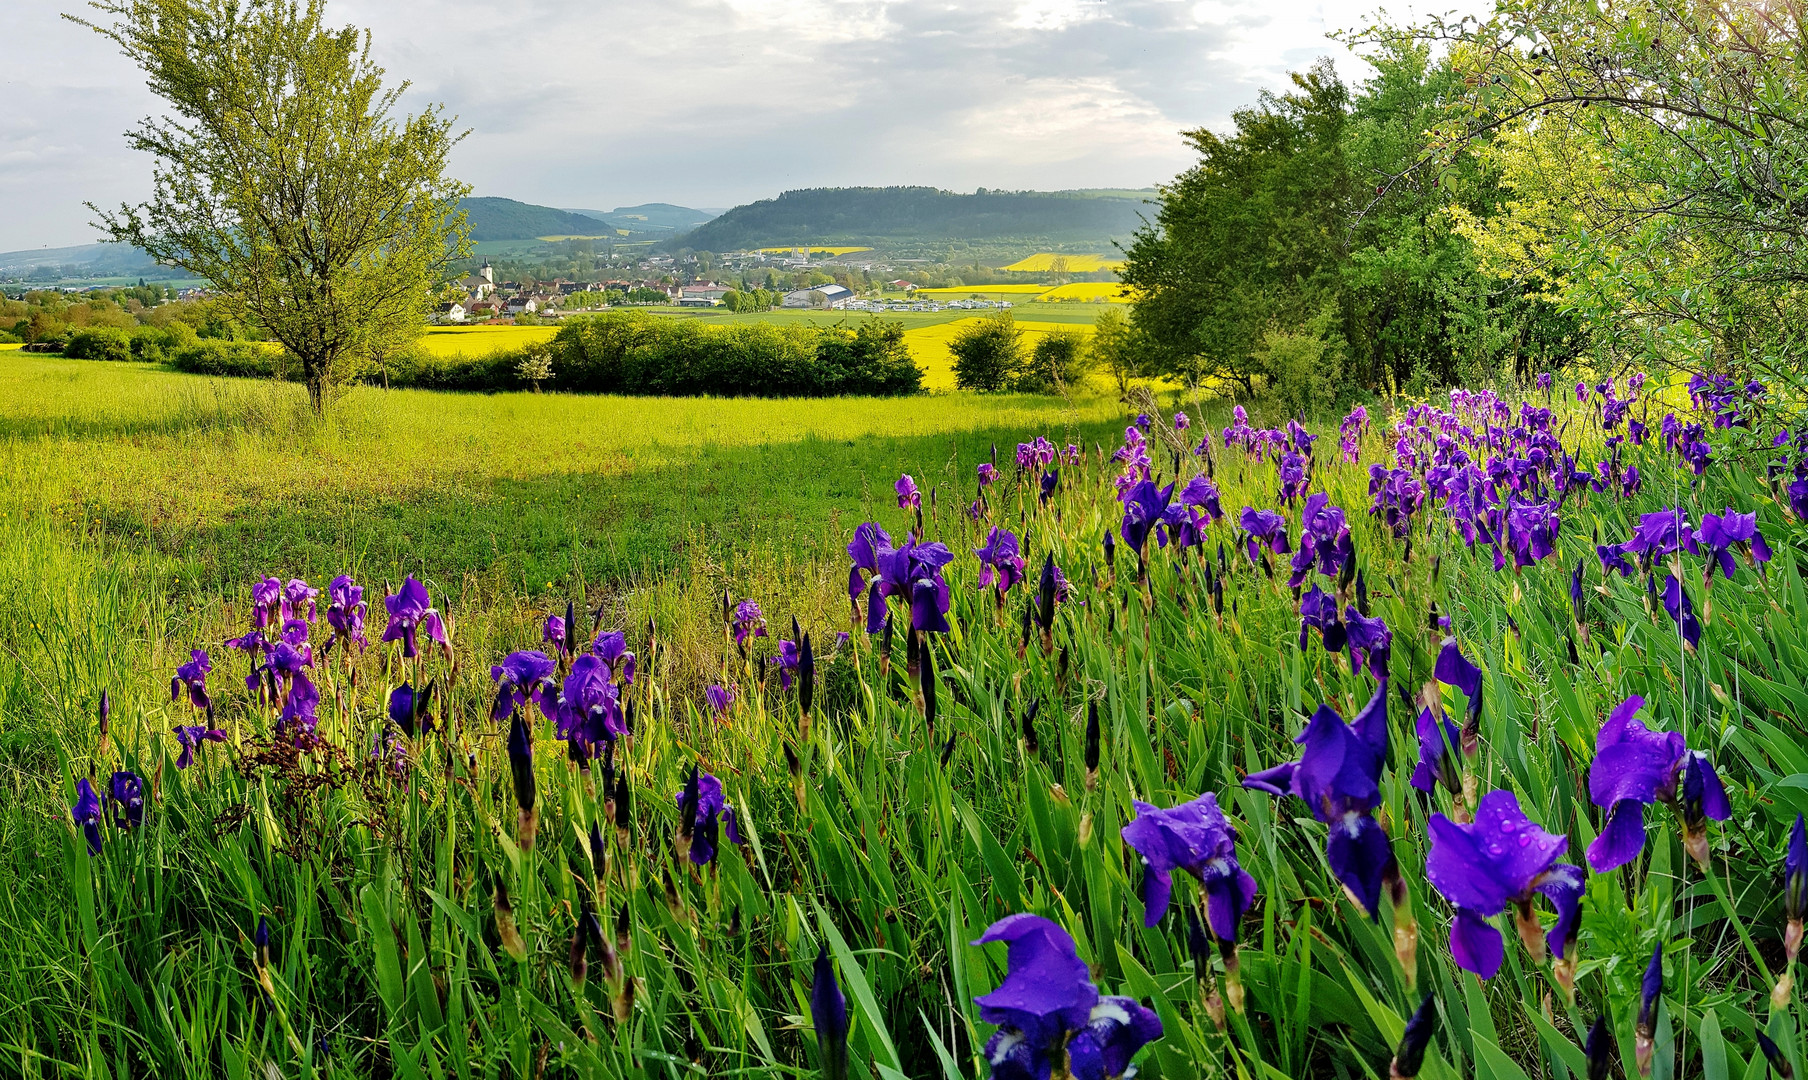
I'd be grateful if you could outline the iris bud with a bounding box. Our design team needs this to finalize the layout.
[1084,701,1101,788]
[1756,1032,1793,1079]
[810,943,850,1080]
[507,714,538,850]
[1582,1017,1611,1080]
[1388,996,1438,1078]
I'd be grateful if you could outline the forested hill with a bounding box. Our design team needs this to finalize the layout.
[459,198,614,241]
[675,186,1152,250]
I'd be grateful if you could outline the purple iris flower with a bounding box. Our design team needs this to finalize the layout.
[1173,410,1190,431]
[382,577,449,659]
[1426,789,1583,979]
[975,527,1026,595]
[1238,506,1291,564]
[1536,372,1553,393]
[1298,585,1347,653]
[1410,707,1462,796]
[278,671,320,739]
[977,462,997,487]
[1179,475,1224,523]
[846,521,892,608]
[173,724,226,769]
[1121,794,1258,936]
[283,579,318,622]
[548,653,622,750]
[1628,508,1697,562]
[1586,695,1730,872]
[1244,681,1395,917]
[1597,541,1637,578]
[1695,507,1771,583]
[251,576,283,628]
[895,474,921,511]
[1344,608,1391,680]
[1119,479,1175,558]
[673,771,741,865]
[489,651,556,722]
[706,683,734,715]
[1135,412,1152,430]
[1786,814,1807,966]
[971,914,1163,1080]
[171,649,212,709]
[774,637,801,689]
[1298,493,1354,578]
[324,575,368,652]
[542,613,566,653]
[591,630,636,686]
[72,778,104,854]
[1276,452,1309,502]
[732,600,767,647]
[1435,638,1484,728]
[107,770,146,829]
[1661,573,1702,650]
[1504,499,1559,568]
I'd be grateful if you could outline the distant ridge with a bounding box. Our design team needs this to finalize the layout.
[459,197,613,241]
[563,204,719,234]
[675,186,1153,251]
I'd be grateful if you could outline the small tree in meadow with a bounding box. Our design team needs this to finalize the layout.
[76,0,471,414]
[1013,331,1091,393]
[950,312,1022,392]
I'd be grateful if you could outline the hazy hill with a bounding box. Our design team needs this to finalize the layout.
[460,197,615,241]
[674,186,1153,251]
[0,242,164,281]
[564,204,719,234]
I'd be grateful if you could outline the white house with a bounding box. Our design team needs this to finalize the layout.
[781,284,855,309]
[677,283,730,307]
[505,295,539,315]
[436,300,468,324]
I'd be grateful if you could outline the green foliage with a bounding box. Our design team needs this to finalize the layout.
[1415,0,1808,383]
[62,326,134,363]
[1012,330,1091,393]
[949,312,1024,392]
[1251,311,1342,416]
[77,0,471,411]
[1087,306,1142,396]
[168,339,292,379]
[1123,48,1586,398]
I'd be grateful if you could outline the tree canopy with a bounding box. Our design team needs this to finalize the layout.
[76,0,471,411]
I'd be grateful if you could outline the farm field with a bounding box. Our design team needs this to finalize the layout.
[2,347,1801,1079]
[419,307,1116,390]
[1000,253,1126,273]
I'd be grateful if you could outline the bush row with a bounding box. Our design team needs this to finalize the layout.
[158,311,926,397]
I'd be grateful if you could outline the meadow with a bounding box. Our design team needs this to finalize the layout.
[1,353,1802,1080]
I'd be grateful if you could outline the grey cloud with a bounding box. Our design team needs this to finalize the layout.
[0,0,1444,250]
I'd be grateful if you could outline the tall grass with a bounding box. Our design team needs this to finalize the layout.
[0,355,1801,1079]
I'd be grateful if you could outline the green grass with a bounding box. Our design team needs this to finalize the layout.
[1,355,1804,1080]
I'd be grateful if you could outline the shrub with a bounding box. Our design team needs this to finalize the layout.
[169,340,292,379]
[1013,331,1091,393]
[950,313,1023,392]
[1255,315,1343,416]
[64,327,134,362]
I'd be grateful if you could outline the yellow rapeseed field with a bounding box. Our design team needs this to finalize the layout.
[1036,282,1132,303]
[1000,253,1125,273]
[901,317,1095,391]
[417,325,559,356]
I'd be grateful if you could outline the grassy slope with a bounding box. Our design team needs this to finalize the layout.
[3,356,1795,1080]
[0,355,1129,750]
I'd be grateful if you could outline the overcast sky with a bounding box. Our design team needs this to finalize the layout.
[0,0,1445,252]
